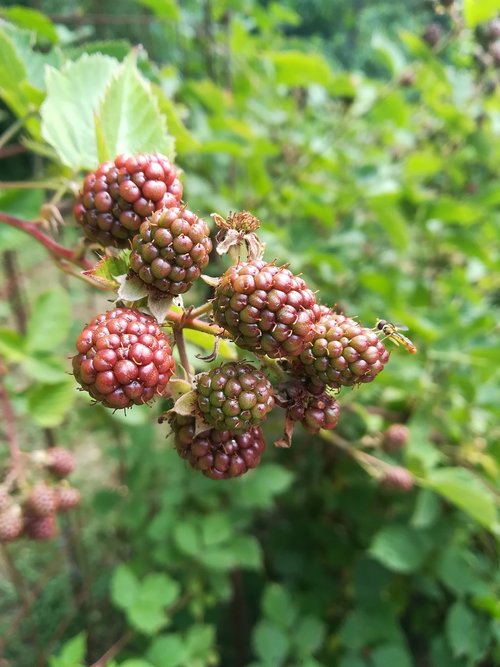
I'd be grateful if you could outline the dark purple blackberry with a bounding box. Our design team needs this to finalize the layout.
[73,152,183,247]
[172,415,265,479]
[212,260,319,358]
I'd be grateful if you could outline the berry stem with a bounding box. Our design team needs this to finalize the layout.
[173,327,193,382]
[0,212,93,270]
[165,310,230,339]
[189,300,214,319]
[319,429,396,480]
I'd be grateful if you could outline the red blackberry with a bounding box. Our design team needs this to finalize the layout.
[212,260,319,358]
[72,307,175,409]
[25,514,57,540]
[382,424,410,453]
[172,415,265,479]
[25,484,57,517]
[294,311,389,388]
[196,362,274,434]
[381,467,414,492]
[46,447,75,477]
[129,207,212,296]
[300,392,340,433]
[0,506,23,542]
[55,486,81,511]
[73,152,183,247]
[0,489,11,513]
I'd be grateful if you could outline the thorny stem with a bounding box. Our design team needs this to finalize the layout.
[165,310,230,339]
[0,212,93,270]
[173,327,193,382]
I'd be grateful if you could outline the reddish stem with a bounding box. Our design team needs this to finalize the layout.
[0,381,21,473]
[0,212,93,270]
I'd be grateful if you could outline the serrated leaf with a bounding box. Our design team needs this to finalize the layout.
[96,60,175,161]
[26,289,71,353]
[116,274,149,302]
[172,390,196,417]
[424,467,498,530]
[28,379,75,426]
[0,7,59,44]
[0,26,30,117]
[41,54,120,169]
[83,252,130,289]
[111,564,139,610]
[147,294,173,324]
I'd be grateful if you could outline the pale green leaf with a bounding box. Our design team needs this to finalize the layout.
[464,0,500,28]
[0,328,26,361]
[446,602,489,658]
[128,602,168,635]
[424,467,498,530]
[26,289,71,353]
[23,355,68,384]
[0,26,30,117]
[41,54,120,169]
[97,61,175,161]
[136,0,180,19]
[267,50,332,87]
[48,633,86,667]
[147,634,187,667]
[0,7,59,44]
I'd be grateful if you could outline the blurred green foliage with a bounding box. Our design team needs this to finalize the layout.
[0,1,499,666]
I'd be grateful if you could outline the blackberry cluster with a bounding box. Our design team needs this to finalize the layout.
[73,152,183,247]
[66,154,413,486]
[0,447,80,544]
[73,307,175,409]
[196,362,274,433]
[172,415,265,480]
[212,260,319,358]
[129,206,212,296]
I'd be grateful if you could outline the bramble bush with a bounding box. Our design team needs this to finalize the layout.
[0,1,499,666]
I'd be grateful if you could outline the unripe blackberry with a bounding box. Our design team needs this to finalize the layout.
[46,447,75,477]
[25,484,57,517]
[295,311,389,388]
[487,19,500,42]
[212,260,319,358]
[73,152,183,247]
[382,424,410,453]
[129,207,212,296]
[301,392,340,433]
[381,466,414,492]
[172,415,265,479]
[0,506,23,542]
[73,307,175,409]
[196,362,275,434]
[25,514,57,540]
[489,41,500,66]
[55,486,81,511]
[422,23,442,47]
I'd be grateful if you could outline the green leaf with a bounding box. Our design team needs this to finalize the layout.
[262,584,297,628]
[173,522,202,557]
[147,634,187,667]
[267,50,332,87]
[119,661,154,667]
[230,535,262,569]
[436,547,483,597]
[0,328,25,361]
[26,289,71,353]
[338,657,370,667]
[48,633,86,667]
[96,60,175,162]
[139,573,180,609]
[235,464,294,509]
[136,0,180,19]
[0,26,30,117]
[411,489,441,529]
[184,624,216,658]
[0,7,59,44]
[294,616,326,656]
[41,54,120,169]
[369,524,432,573]
[201,512,232,547]
[111,564,140,610]
[253,621,289,666]
[464,0,500,28]
[424,467,498,530]
[22,355,68,384]
[446,602,489,659]
[371,645,414,667]
[128,602,167,636]
[83,251,130,290]
[371,33,405,75]
[27,379,75,426]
